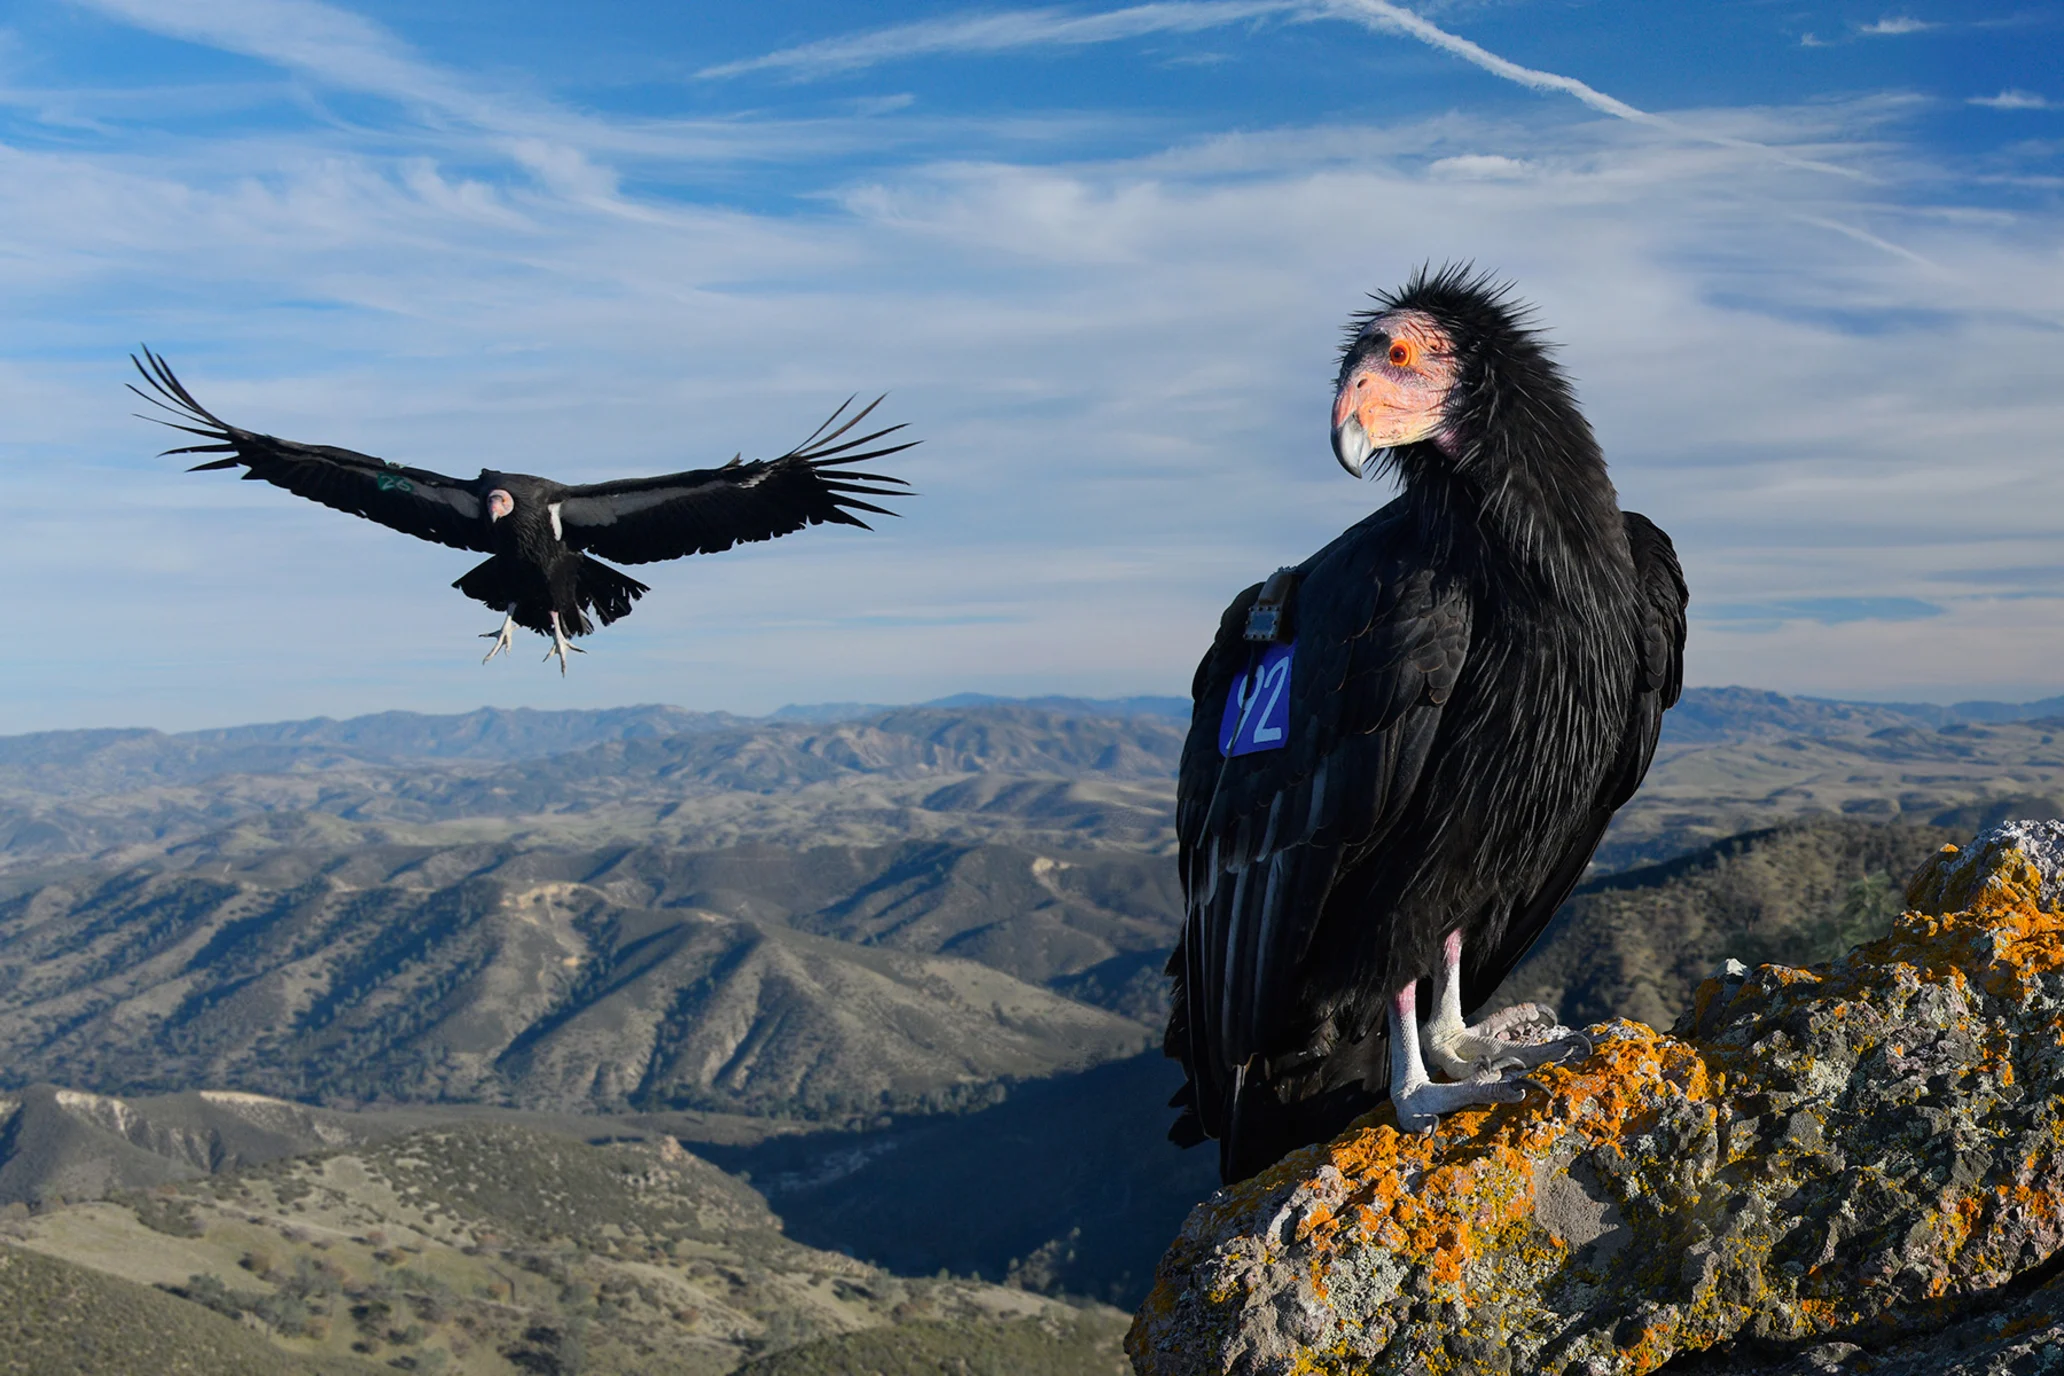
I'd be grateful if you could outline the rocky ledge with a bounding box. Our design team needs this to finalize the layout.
[1128,821,2064,1375]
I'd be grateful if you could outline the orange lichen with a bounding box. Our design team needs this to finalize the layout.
[1129,831,2064,1376]
[1266,1025,1718,1308]
[1874,849,2064,1004]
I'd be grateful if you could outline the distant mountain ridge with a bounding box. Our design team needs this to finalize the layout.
[9,685,2064,886]
[770,692,1191,724]
[7,684,2061,797]
[1654,685,2064,746]
[0,704,738,798]
[0,704,1189,868]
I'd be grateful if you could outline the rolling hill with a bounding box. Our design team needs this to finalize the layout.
[2,1116,1125,1375]
[4,687,2064,1345]
[0,840,1150,1116]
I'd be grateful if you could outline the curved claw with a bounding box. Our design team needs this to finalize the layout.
[1394,1065,1527,1135]
[480,609,518,664]
[1427,1009,1591,1081]
[541,643,587,673]
[542,612,585,676]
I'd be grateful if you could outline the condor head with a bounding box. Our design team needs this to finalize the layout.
[1330,309,1461,478]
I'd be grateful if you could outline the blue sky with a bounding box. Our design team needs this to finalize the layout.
[2,0,2059,730]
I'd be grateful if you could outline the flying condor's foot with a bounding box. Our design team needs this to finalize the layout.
[1421,1000,1592,1081]
[480,605,518,664]
[543,611,585,676]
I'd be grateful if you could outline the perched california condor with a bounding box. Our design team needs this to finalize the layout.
[1165,267,1687,1183]
[128,349,914,673]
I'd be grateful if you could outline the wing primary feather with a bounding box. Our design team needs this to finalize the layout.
[552,393,915,565]
[132,348,225,428]
[792,395,887,455]
[821,497,895,519]
[816,474,909,492]
[802,427,913,462]
[817,485,906,503]
[131,348,490,554]
[129,349,245,454]
[126,386,193,422]
[786,394,860,453]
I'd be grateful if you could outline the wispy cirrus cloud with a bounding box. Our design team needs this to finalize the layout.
[1805,13,1951,46]
[1970,89,2053,110]
[702,0,1867,181]
[696,0,1297,79]
[1857,16,1935,36]
[61,0,955,189]
[72,0,487,119]
[1316,0,1863,179]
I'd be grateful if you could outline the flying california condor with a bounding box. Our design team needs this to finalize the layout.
[128,349,915,673]
[1164,267,1687,1183]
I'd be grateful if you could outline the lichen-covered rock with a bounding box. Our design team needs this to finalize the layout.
[1127,822,2064,1375]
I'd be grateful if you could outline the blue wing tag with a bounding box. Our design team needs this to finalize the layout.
[1219,641,1294,757]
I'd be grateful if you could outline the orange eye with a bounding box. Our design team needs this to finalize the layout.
[1387,339,1417,368]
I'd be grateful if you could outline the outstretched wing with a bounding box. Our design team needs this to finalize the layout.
[1458,510,1689,1012]
[554,398,914,566]
[130,348,490,553]
[1167,503,1472,1154]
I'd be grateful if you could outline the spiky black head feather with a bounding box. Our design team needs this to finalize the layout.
[1336,264,1628,594]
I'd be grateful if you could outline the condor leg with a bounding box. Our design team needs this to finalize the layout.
[1388,980,1526,1135]
[542,611,585,676]
[1421,929,1589,1080]
[480,604,519,664]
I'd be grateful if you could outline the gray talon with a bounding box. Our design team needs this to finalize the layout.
[542,611,585,675]
[480,605,518,664]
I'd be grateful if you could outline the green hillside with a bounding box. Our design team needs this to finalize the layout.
[1498,817,1964,1029]
[0,1242,377,1376]
[4,1121,1128,1375]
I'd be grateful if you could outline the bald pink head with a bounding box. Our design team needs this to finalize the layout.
[1331,310,1461,476]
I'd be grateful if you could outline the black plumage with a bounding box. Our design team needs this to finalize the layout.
[128,349,914,670]
[1164,267,1688,1183]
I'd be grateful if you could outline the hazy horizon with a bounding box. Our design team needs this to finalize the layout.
[13,680,2064,739]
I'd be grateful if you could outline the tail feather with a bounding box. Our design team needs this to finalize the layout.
[578,556,647,628]
[454,556,548,633]
[454,554,647,637]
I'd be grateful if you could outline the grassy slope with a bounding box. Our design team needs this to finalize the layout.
[4,1122,1129,1376]
[0,1242,376,1376]
[1498,817,1964,1030]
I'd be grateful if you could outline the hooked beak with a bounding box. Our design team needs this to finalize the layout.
[1330,352,1448,477]
[1332,412,1375,478]
[486,489,514,523]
